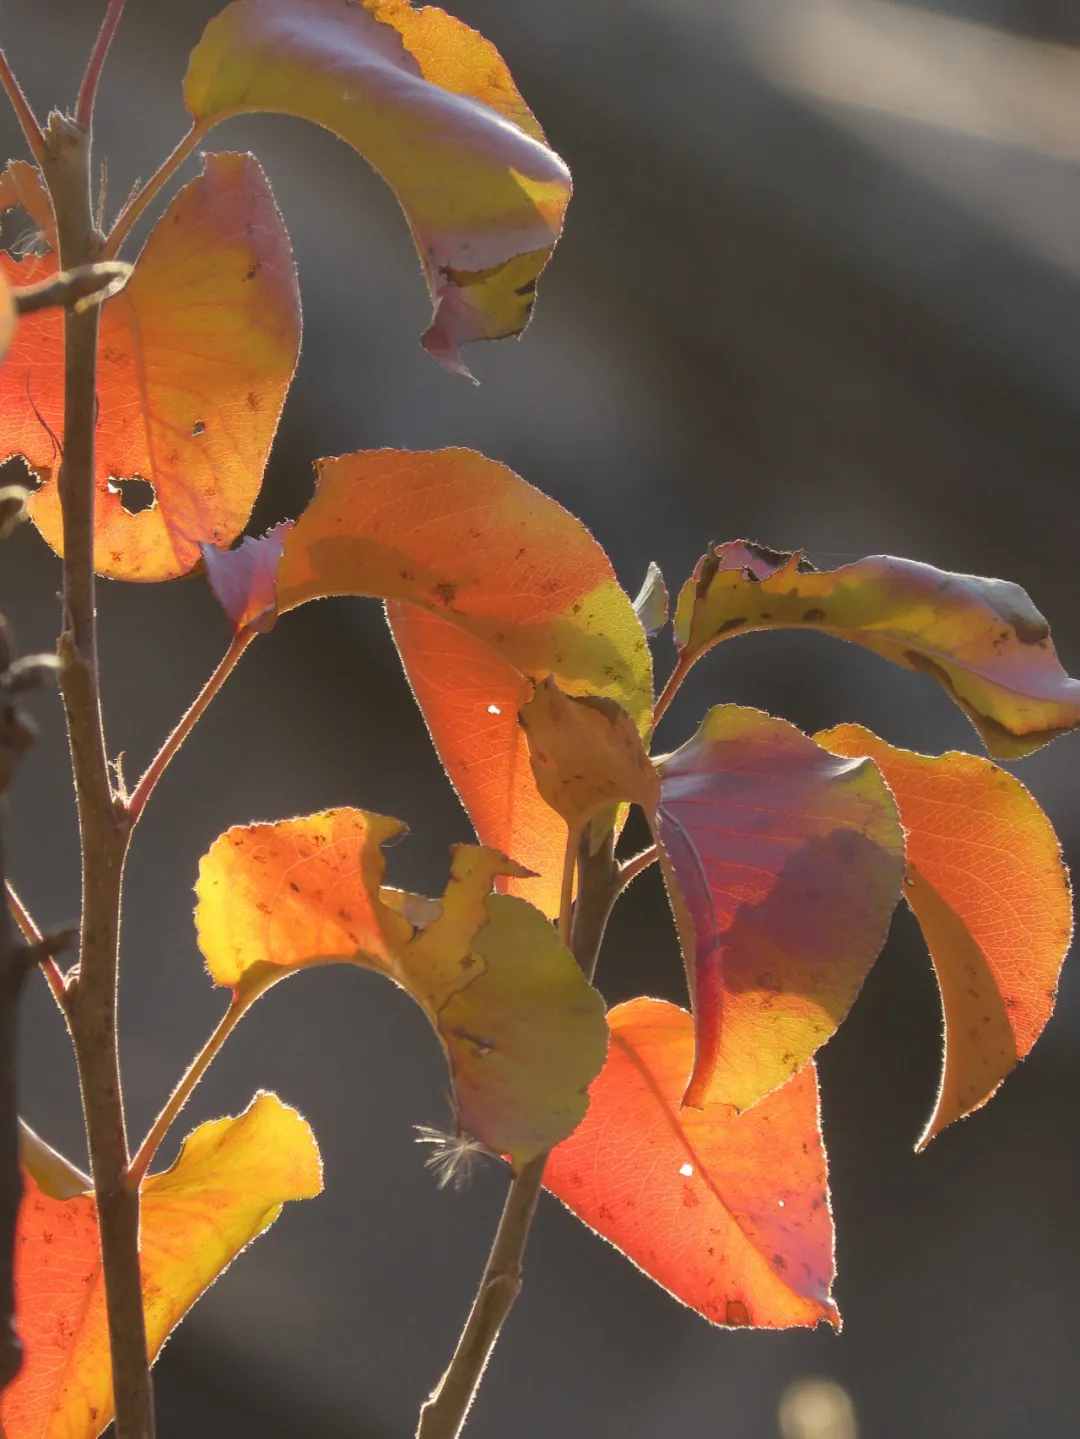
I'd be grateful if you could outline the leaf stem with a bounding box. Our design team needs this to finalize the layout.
[5,882,67,1012]
[415,830,620,1439]
[104,120,210,259]
[652,652,692,728]
[127,630,254,824]
[40,112,154,1439]
[556,824,580,948]
[616,843,658,895]
[75,0,129,130]
[127,996,246,1188]
[0,48,45,164]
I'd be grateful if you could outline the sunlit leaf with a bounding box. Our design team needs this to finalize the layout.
[545,999,838,1331]
[195,809,608,1164]
[205,449,652,915]
[654,706,904,1110]
[4,1094,321,1439]
[518,675,658,836]
[673,542,1080,758]
[0,153,300,580]
[185,0,570,376]
[817,723,1071,1147]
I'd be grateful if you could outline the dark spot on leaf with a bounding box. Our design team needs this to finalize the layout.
[434,581,457,606]
[245,262,260,280]
[717,616,746,635]
[514,277,537,296]
[802,608,826,623]
[724,1299,751,1326]
[247,391,262,412]
[192,420,206,436]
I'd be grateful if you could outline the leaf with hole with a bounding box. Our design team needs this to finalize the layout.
[545,999,838,1330]
[673,542,1080,758]
[817,723,1072,1146]
[185,0,570,375]
[3,1094,321,1439]
[195,808,608,1164]
[0,153,300,580]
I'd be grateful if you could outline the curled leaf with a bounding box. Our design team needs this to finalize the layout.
[185,0,570,375]
[654,706,905,1110]
[0,154,300,580]
[4,1094,321,1439]
[673,542,1080,758]
[546,999,838,1331]
[195,809,608,1165]
[818,724,1072,1147]
[519,675,658,836]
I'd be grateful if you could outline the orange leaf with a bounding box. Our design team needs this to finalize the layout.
[5,1094,321,1439]
[654,706,905,1110]
[204,449,652,913]
[388,604,563,913]
[0,153,300,580]
[195,810,608,1164]
[545,999,839,1331]
[673,542,1080,758]
[185,0,570,376]
[817,723,1072,1146]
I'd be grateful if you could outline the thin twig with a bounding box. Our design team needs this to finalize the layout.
[75,0,129,130]
[104,121,210,259]
[0,48,45,164]
[127,997,246,1188]
[415,829,621,1439]
[127,630,254,824]
[41,111,154,1439]
[6,881,68,1012]
[13,261,131,316]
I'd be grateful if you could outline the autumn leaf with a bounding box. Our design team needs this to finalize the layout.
[184,0,570,376]
[817,723,1072,1146]
[654,706,905,1110]
[545,999,838,1331]
[0,154,300,580]
[195,809,608,1164]
[4,1094,321,1439]
[518,674,658,836]
[672,542,1080,758]
[203,449,653,915]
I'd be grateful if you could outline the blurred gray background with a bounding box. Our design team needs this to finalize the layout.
[2,0,1079,1435]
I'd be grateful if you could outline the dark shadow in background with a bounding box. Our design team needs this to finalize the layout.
[1,1,1078,1435]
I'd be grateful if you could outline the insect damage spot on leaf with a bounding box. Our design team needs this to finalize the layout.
[109,476,156,515]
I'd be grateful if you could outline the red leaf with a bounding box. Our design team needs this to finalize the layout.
[546,999,838,1331]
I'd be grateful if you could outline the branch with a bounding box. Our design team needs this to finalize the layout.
[13,261,131,317]
[41,111,153,1439]
[75,0,128,130]
[415,829,621,1439]
[0,48,45,164]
